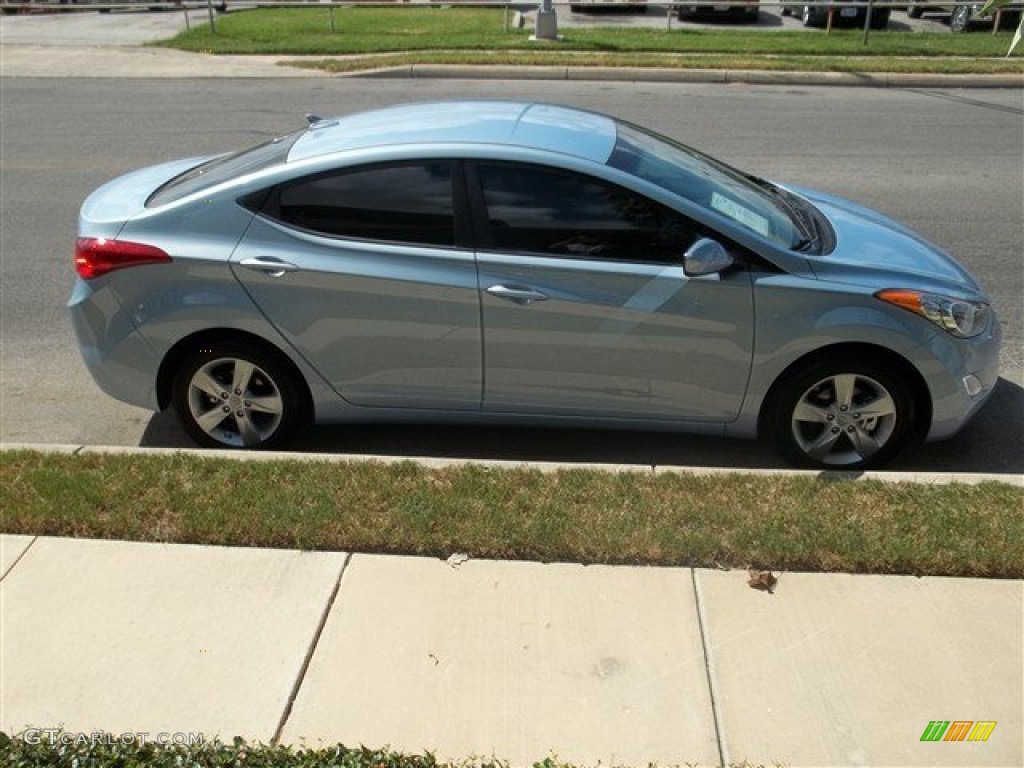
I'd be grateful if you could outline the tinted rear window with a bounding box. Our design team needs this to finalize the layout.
[146,131,302,208]
[269,162,455,247]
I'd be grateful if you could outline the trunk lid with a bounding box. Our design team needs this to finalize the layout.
[78,156,213,239]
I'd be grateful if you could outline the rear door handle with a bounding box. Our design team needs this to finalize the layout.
[486,284,549,306]
[239,257,299,277]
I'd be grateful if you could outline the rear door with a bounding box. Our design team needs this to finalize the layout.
[470,161,755,422]
[231,160,482,410]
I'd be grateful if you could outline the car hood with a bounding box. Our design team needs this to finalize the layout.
[787,186,985,300]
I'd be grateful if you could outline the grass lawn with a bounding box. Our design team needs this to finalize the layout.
[3,450,1022,578]
[156,7,1024,73]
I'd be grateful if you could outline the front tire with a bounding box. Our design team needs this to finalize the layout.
[769,358,915,469]
[172,343,306,449]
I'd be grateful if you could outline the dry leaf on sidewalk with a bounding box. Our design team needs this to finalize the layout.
[747,569,778,594]
[446,552,470,568]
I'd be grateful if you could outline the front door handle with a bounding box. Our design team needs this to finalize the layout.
[239,257,300,278]
[486,284,549,306]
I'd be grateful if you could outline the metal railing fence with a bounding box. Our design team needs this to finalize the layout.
[2,0,1016,45]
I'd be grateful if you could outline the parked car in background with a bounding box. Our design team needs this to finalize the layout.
[676,0,760,23]
[907,0,1022,30]
[70,102,1000,469]
[782,0,891,27]
[569,0,646,13]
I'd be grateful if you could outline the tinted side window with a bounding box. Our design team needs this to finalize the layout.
[272,163,454,247]
[477,163,697,263]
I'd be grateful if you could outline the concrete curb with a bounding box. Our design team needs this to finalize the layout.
[349,63,1024,88]
[3,442,1021,485]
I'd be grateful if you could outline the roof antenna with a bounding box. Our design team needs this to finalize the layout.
[305,114,324,127]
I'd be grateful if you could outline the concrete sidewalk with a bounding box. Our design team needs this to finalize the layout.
[2,42,1022,87]
[2,534,1021,766]
[2,8,1022,87]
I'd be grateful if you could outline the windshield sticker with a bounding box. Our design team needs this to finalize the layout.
[711,192,771,237]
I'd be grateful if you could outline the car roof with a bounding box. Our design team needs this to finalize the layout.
[287,101,619,165]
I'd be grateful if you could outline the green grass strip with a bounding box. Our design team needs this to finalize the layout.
[157,7,1024,64]
[3,450,1021,578]
[0,732,784,767]
[0,734,487,768]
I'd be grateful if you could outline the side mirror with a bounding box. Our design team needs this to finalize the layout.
[683,237,734,277]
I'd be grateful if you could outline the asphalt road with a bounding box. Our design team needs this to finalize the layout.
[1,78,1021,473]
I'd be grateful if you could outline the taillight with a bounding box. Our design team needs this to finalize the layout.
[74,237,172,280]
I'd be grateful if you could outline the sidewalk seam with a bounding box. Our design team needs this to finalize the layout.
[0,535,38,582]
[271,551,352,745]
[692,568,729,768]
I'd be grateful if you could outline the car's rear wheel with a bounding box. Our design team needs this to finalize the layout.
[949,3,972,31]
[172,344,305,449]
[769,358,914,469]
[906,1,923,18]
[869,8,890,28]
[801,5,819,26]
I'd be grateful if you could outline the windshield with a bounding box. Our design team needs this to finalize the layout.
[608,122,803,249]
[146,130,303,208]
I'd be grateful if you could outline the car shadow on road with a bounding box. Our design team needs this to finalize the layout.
[139,376,1023,475]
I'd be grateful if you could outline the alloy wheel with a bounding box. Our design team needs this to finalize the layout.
[186,357,285,448]
[790,372,899,467]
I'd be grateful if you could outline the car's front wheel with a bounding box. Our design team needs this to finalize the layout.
[769,358,915,469]
[172,343,306,449]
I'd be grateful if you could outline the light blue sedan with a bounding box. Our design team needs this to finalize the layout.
[70,101,1000,468]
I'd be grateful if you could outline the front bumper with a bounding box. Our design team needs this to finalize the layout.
[923,309,1002,441]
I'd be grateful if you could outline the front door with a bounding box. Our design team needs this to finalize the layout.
[472,162,754,422]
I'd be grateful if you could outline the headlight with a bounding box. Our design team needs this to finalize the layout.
[875,289,989,338]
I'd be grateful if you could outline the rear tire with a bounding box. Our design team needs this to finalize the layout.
[768,356,915,470]
[906,2,923,18]
[172,343,307,450]
[949,3,972,31]
[869,8,890,28]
